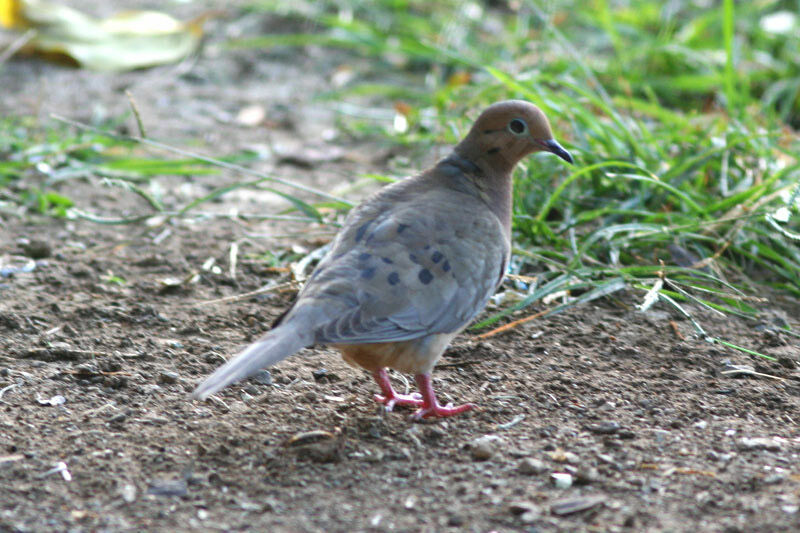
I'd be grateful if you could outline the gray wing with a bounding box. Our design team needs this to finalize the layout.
[284,184,509,345]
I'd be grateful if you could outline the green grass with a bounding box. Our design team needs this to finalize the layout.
[0,115,344,225]
[235,0,800,350]
[2,1,798,358]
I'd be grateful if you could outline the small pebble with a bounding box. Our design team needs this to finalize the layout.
[563,451,580,464]
[147,479,187,497]
[653,429,670,443]
[617,430,636,440]
[447,514,465,527]
[22,239,52,259]
[551,494,606,515]
[252,370,272,385]
[587,421,620,435]
[509,501,540,522]
[158,371,179,384]
[470,435,502,461]
[738,437,783,451]
[551,473,573,489]
[518,457,548,475]
[120,483,137,503]
[574,466,600,485]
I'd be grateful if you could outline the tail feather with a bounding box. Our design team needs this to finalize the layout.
[192,325,311,400]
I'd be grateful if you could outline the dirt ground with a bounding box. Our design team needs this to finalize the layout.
[2,4,800,533]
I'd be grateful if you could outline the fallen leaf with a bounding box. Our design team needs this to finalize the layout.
[0,0,205,71]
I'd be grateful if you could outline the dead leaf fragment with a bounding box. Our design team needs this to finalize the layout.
[0,0,204,71]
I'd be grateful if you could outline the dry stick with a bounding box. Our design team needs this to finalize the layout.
[475,307,555,340]
[720,368,785,381]
[0,383,20,403]
[49,114,353,206]
[669,320,685,340]
[228,241,239,280]
[434,360,482,369]
[125,90,147,138]
[190,281,298,307]
[0,29,35,66]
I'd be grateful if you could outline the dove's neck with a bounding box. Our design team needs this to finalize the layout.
[433,152,513,237]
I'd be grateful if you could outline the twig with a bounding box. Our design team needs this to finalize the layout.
[0,29,36,66]
[229,241,239,280]
[393,370,412,395]
[23,347,140,358]
[434,360,483,369]
[669,320,685,340]
[720,368,784,381]
[190,281,297,307]
[125,90,147,138]
[0,383,20,403]
[474,307,555,340]
[50,113,352,206]
[496,414,525,430]
[64,370,133,377]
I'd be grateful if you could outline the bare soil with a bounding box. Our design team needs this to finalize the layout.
[2,4,800,532]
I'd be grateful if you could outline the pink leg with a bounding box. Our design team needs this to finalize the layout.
[410,373,476,420]
[372,369,423,411]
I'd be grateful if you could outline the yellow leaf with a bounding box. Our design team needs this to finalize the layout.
[4,0,205,71]
[0,0,24,28]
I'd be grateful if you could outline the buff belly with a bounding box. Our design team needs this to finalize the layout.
[334,332,457,374]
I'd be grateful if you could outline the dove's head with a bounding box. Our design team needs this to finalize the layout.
[456,100,573,173]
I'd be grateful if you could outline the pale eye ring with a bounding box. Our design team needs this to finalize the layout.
[508,118,528,135]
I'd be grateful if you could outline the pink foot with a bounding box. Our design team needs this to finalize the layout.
[374,392,424,411]
[372,369,424,412]
[410,373,476,420]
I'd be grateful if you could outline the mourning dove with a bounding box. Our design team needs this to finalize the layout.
[193,100,573,419]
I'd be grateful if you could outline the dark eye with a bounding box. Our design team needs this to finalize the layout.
[508,118,527,135]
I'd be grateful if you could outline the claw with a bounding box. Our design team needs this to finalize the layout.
[409,373,475,420]
[372,369,424,411]
[371,369,476,419]
[374,392,423,411]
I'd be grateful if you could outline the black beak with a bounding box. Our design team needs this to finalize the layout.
[540,139,573,164]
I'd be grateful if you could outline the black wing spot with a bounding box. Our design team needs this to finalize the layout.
[381,257,393,264]
[497,259,507,285]
[397,223,409,234]
[387,272,400,285]
[487,147,500,155]
[271,305,292,327]
[442,260,451,272]
[358,252,371,261]
[361,266,377,279]
[355,222,371,242]
[431,251,443,263]
[418,268,434,285]
[409,254,420,264]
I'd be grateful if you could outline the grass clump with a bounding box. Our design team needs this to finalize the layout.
[241,0,799,344]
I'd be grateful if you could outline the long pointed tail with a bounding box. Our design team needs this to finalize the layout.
[192,324,311,400]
